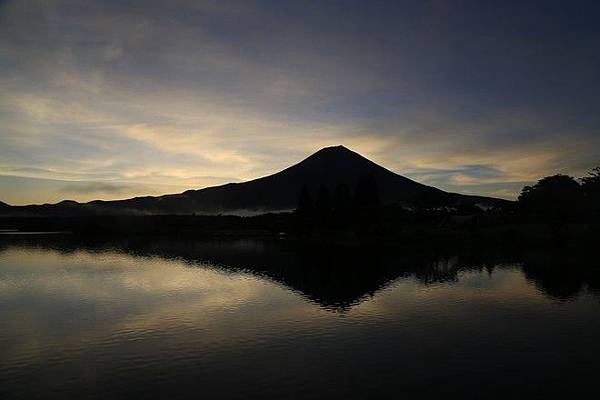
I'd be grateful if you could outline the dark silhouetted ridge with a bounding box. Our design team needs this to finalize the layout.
[0,145,508,216]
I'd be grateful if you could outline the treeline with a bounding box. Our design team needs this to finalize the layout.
[293,173,502,237]
[292,166,600,239]
[295,175,382,235]
[517,166,600,225]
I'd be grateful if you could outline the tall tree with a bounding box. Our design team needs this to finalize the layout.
[581,166,600,220]
[334,182,352,212]
[315,185,332,214]
[581,167,600,197]
[297,184,313,215]
[354,174,380,209]
[314,185,332,228]
[354,175,381,234]
[518,174,582,222]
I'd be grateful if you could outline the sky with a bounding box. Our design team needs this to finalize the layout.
[1,0,600,205]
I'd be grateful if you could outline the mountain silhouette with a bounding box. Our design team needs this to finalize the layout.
[0,145,507,216]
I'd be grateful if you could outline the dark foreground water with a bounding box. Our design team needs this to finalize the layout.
[1,237,600,399]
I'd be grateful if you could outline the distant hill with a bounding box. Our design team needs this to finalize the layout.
[0,145,509,216]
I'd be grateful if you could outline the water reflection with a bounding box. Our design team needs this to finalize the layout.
[1,236,599,309]
[520,252,600,301]
[1,237,600,399]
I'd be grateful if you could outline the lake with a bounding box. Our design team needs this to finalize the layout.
[1,237,599,399]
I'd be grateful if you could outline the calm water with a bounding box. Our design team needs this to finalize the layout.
[1,237,600,399]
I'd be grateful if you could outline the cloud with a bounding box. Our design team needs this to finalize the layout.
[1,0,599,203]
[60,182,130,194]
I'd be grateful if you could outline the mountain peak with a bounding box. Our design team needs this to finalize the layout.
[0,146,507,216]
[322,144,349,151]
[307,145,364,162]
[314,145,352,154]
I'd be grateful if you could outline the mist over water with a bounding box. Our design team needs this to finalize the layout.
[1,238,600,399]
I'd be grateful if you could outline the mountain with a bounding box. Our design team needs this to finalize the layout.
[0,145,508,216]
[0,201,10,210]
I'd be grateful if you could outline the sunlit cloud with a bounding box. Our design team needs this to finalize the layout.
[1,0,599,204]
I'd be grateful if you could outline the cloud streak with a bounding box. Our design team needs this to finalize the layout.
[1,0,600,204]
[60,182,130,195]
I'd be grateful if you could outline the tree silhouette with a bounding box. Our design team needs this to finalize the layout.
[315,185,332,214]
[353,175,380,234]
[297,184,313,216]
[581,166,600,228]
[581,166,600,197]
[295,184,314,234]
[518,174,582,223]
[354,174,380,209]
[333,182,352,212]
[314,185,332,228]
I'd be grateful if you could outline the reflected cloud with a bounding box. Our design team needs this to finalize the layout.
[0,247,316,366]
[2,237,600,392]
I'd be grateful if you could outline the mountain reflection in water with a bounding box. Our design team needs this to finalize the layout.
[3,236,598,307]
[1,236,600,399]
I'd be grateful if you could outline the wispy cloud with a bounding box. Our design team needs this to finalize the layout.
[1,0,599,203]
[60,182,131,195]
